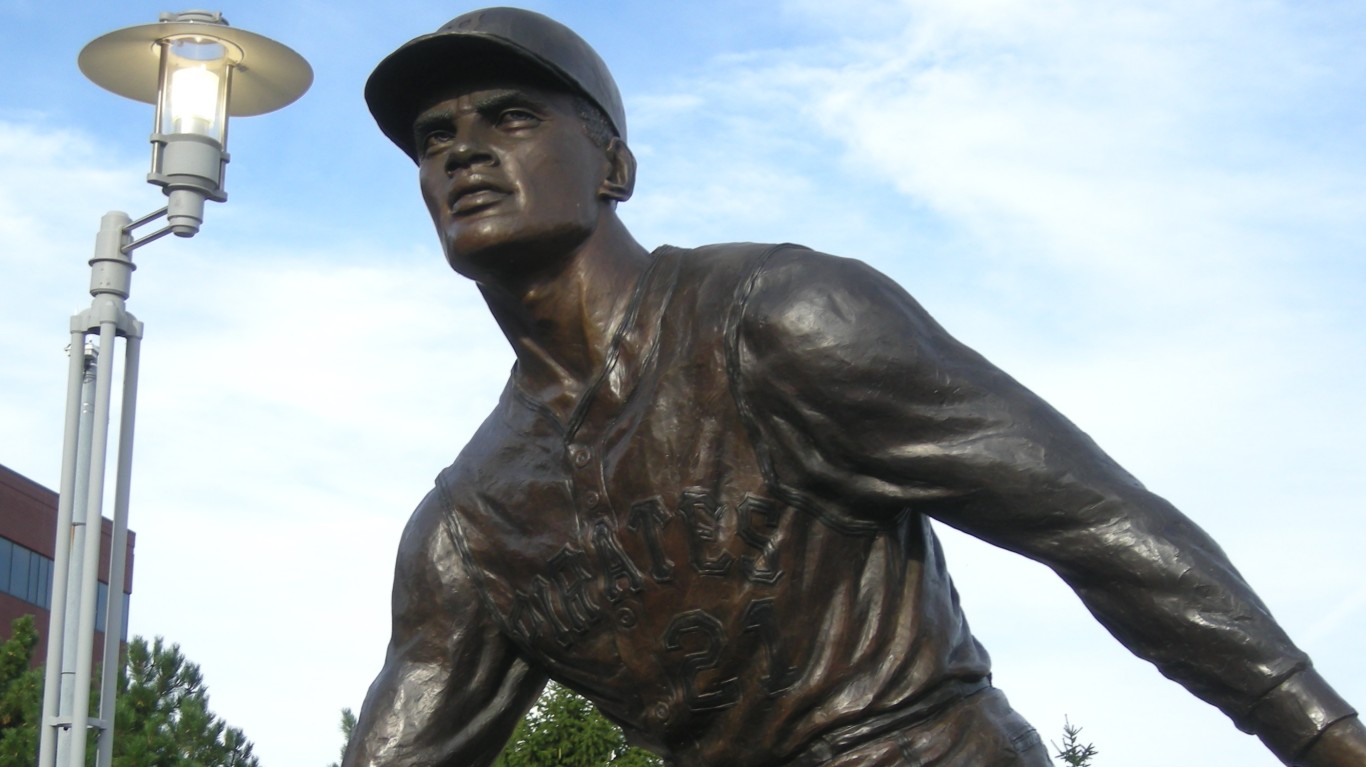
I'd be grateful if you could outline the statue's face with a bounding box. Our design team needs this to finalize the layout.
[414,79,609,282]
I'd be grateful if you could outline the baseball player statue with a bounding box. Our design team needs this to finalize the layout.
[344,8,1366,766]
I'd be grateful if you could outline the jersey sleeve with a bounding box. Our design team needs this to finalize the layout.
[343,486,546,767]
[731,247,1357,764]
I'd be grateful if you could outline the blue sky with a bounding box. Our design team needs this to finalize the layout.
[2,1,1364,765]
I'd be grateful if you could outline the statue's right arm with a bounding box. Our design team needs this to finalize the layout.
[733,248,1364,766]
[341,487,547,767]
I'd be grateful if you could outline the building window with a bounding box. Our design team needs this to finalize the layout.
[9,546,30,603]
[0,538,11,594]
[0,537,126,638]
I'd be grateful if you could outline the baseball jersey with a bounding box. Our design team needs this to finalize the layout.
[345,243,1353,767]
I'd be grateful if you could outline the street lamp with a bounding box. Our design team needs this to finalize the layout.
[39,12,310,767]
[78,10,312,236]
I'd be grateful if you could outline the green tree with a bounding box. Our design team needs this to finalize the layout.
[0,621,260,767]
[0,617,42,767]
[494,682,661,767]
[113,636,260,767]
[1052,717,1099,767]
[327,707,356,767]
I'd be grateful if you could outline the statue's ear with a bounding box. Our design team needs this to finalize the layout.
[600,137,636,203]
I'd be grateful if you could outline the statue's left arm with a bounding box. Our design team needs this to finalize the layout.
[342,487,547,767]
[733,247,1366,766]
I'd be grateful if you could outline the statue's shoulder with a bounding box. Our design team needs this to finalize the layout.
[709,244,944,359]
[665,241,823,275]
[662,241,877,301]
[670,241,878,286]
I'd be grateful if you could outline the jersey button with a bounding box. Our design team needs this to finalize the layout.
[583,490,601,508]
[569,445,591,467]
[647,701,672,728]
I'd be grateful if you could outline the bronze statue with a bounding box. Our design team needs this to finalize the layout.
[344,8,1366,766]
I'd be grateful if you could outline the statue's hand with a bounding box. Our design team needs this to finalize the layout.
[1296,717,1366,767]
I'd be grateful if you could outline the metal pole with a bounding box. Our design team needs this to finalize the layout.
[38,334,93,767]
[95,331,140,767]
[38,210,138,767]
[57,346,97,767]
[65,318,119,765]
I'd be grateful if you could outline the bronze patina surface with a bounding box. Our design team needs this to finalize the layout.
[343,8,1366,767]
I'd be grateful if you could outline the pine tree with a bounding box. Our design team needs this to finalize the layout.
[327,707,356,767]
[0,617,41,767]
[1052,717,1099,767]
[494,682,661,767]
[112,636,260,767]
[0,619,261,767]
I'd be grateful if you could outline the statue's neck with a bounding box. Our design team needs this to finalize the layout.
[479,216,652,417]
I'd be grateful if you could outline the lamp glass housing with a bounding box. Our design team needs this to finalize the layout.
[155,36,235,145]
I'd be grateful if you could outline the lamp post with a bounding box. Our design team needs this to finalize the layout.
[39,12,310,767]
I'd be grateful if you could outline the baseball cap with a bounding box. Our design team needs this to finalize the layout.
[366,7,626,162]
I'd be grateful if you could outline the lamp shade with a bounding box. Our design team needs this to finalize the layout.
[78,14,312,117]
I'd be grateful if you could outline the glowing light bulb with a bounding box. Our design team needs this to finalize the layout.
[168,64,221,136]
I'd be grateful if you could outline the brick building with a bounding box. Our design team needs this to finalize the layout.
[0,463,135,664]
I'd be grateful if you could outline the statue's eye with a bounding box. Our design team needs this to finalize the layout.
[420,130,454,154]
[497,109,541,128]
